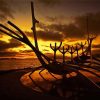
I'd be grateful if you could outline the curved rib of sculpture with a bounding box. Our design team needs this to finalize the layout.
[31,2,39,50]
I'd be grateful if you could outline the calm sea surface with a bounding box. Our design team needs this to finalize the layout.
[0,59,41,70]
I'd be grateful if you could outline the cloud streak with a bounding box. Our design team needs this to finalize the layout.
[0,38,23,51]
[36,12,100,41]
[37,0,61,6]
[0,0,14,21]
[0,51,18,57]
[26,30,63,42]
[0,38,26,58]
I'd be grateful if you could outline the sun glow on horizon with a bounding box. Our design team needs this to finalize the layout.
[0,34,99,59]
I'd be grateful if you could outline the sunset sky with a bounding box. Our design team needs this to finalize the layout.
[0,0,100,59]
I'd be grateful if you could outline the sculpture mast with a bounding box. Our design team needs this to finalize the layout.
[31,1,39,50]
[86,16,93,65]
[86,16,90,44]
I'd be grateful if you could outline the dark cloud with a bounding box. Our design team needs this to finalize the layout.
[0,0,14,21]
[37,0,100,5]
[63,24,85,39]
[9,38,23,47]
[0,0,100,22]
[24,12,100,42]
[0,40,11,51]
[46,16,72,24]
[25,30,63,41]
[75,12,100,35]
[0,38,23,51]
[0,51,17,57]
[36,12,100,40]
[36,0,100,15]
[46,16,58,22]
[37,23,84,40]
[37,30,63,41]
[19,50,33,53]
[37,0,61,6]
[0,38,25,58]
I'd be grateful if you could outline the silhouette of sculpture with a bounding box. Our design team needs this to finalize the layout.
[87,35,96,65]
[50,42,62,62]
[0,1,100,98]
[78,42,86,55]
[31,2,39,50]
[68,45,76,62]
[59,46,69,63]
[74,44,81,59]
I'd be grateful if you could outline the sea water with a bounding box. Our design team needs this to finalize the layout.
[0,58,41,70]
